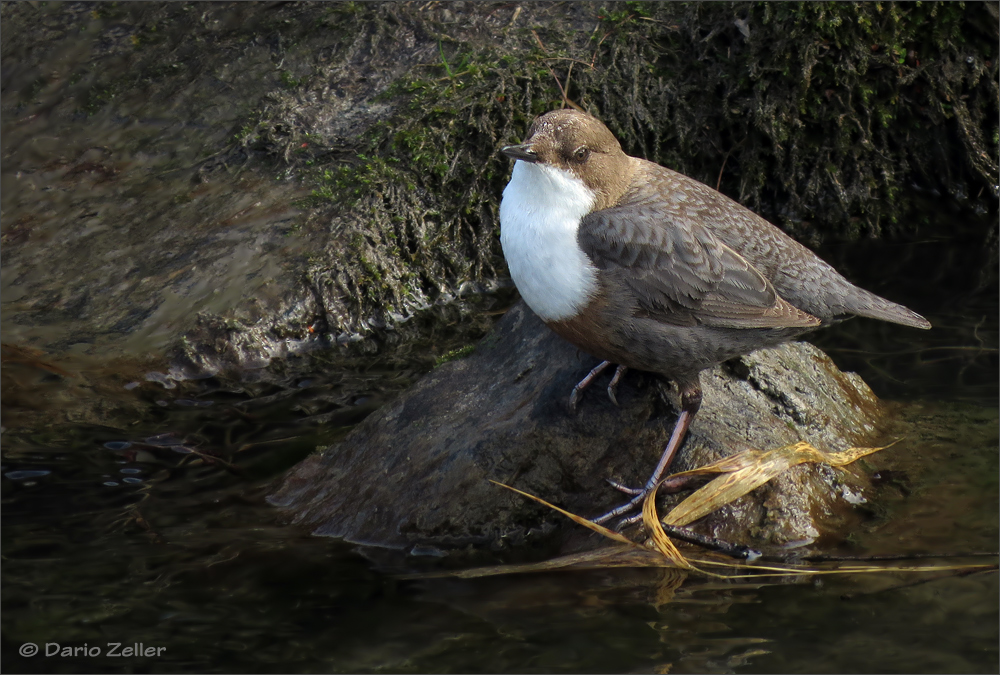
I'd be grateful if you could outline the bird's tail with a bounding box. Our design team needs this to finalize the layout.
[849,289,931,329]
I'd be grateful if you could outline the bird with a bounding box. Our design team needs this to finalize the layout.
[498,108,930,526]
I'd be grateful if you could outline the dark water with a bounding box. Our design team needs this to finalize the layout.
[3,229,998,674]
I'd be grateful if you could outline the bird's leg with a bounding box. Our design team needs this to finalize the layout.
[592,383,703,526]
[568,360,612,411]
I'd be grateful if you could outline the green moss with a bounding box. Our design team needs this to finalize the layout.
[254,13,570,329]
[435,344,475,366]
[477,331,503,352]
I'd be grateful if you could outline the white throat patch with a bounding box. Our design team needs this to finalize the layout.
[499,162,599,322]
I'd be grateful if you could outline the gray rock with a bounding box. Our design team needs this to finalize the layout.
[269,301,885,553]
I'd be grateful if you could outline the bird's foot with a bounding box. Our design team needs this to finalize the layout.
[568,361,628,411]
[596,473,709,530]
[591,487,649,529]
[605,510,762,560]
[591,387,702,529]
[594,481,761,560]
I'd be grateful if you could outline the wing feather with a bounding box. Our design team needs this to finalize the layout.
[578,193,819,330]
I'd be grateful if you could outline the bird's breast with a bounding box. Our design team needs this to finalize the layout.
[499,162,600,322]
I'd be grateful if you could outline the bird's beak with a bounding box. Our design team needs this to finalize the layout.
[501,143,539,163]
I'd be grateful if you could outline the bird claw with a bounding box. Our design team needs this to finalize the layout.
[568,388,582,412]
[568,362,628,411]
[607,365,627,406]
[613,512,644,531]
[567,360,613,412]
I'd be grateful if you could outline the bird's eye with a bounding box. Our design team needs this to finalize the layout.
[572,147,590,162]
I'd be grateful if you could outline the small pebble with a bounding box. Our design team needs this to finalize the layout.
[145,372,177,389]
[409,545,447,558]
[103,441,132,451]
[4,470,51,480]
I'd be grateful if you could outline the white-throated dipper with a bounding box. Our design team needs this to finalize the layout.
[498,109,930,526]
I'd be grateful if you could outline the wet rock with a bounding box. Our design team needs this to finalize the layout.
[269,302,886,554]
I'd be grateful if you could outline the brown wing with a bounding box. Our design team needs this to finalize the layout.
[578,191,820,330]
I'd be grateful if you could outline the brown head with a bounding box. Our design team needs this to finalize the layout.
[501,109,635,211]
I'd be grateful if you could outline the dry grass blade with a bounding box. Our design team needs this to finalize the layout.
[641,482,694,570]
[397,546,702,580]
[490,480,637,547]
[487,441,907,578]
[664,441,898,527]
[399,545,637,579]
[453,452,992,582]
[694,556,998,577]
